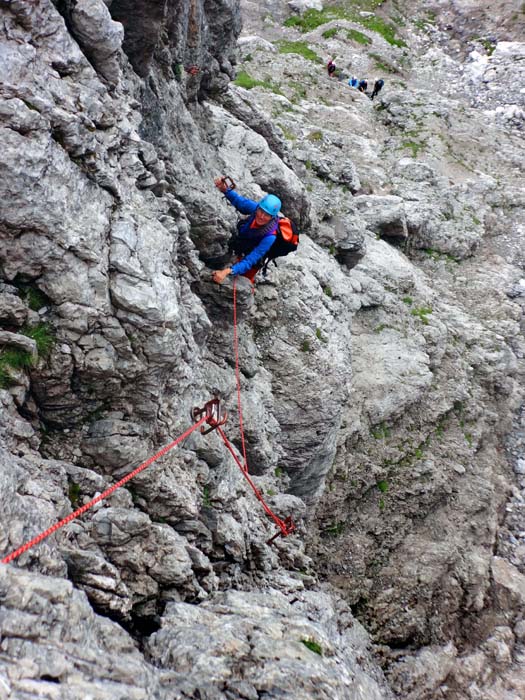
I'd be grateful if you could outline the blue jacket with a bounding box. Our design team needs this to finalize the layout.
[224,189,277,275]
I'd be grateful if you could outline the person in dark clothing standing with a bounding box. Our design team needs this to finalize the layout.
[370,78,384,100]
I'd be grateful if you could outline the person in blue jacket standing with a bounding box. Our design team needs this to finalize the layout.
[212,177,281,284]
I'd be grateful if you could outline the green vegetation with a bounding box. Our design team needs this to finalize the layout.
[307,130,323,141]
[316,328,328,343]
[289,81,307,103]
[464,432,473,447]
[0,321,53,389]
[423,247,459,264]
[275,467,284,477]
[202,485,212,507]
[275,40,322,63]
[369,52,398,73]
[347,29,372,45]
[21,323,54,356]
[234,71,282,94]
[377,480,389,493]
[323,286,333,298]
[13,280,50,311]
[371,423,391,439]
[402,296,413,305]
[322,521,345,536]
[68,482,81,506]
[322,27,339,38]
[373,323,389,333]
[411,306,433,324]
[301,639,323,655]
[476,37,496,56]
[301,339,311,352]
[402,140,425,156]
[283,5,406,47]
[278,124,297,141]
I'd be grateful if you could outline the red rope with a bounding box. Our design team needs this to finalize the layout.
[1,416,208,565]
[233,278,248,473]
[229,279,295,539]
[217,427,293,536]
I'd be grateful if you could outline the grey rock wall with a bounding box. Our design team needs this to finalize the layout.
[1,0,525,698]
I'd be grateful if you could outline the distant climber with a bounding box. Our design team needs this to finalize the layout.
[348,76,359,88]
[327,58,337,77]
[212,177,281,285]
[370,78,384,100]
[358,79,368,93]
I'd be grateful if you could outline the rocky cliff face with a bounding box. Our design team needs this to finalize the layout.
[0,0,524,698]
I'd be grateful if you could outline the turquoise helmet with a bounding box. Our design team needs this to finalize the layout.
[258,194,281,217]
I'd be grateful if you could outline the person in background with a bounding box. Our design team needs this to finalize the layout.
[358,78,368,93]
[370,78,384,100]
[348,76,359,88]
[327,57,337,77]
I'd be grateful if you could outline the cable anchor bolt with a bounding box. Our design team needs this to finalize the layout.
[266,516,296,545]
[191,398,228,435]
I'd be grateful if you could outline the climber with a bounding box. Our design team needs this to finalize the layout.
[327,57,337,77]
[370,78,384,100]
[358,79,368,93]
[212,177,281,284]
[348,76,359,88]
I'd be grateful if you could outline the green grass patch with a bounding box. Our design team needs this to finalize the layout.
[358,15,407,47]
[307,130,323,141]
[411,306,433,324]
[284,4,406,48]
[323,286,333,298]
[322,27,339,38]
[234,71,282,94]
[202,485,212,507]
[402,296,413,305]
[316,328,328,343]
[21,324,54,356]
[376,480,389,493]
[275,467,284,477]
[323,521,345,537]
[373,323,388,333]
[347,28,372,44]
[13,279,50,311]
[301,639,323,655]
[301,339,311,352]
[402,140,425,156]
[371,423,391,440]
[68,482,81,506]
[278,124,297,141]
[275,40,322,62]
